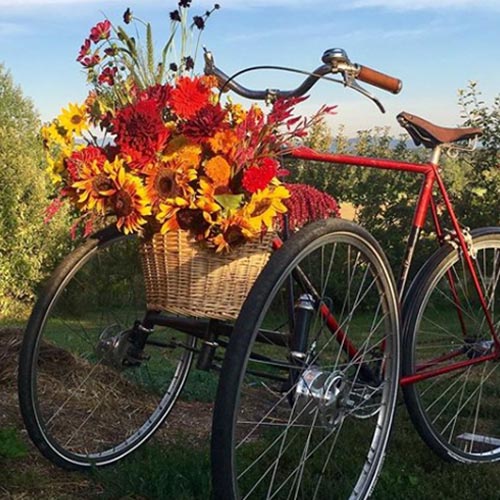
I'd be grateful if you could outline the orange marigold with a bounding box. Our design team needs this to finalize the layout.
[208,129,239,156]
[204,155,231,187]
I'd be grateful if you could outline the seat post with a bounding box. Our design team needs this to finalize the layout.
[430,145,442,166]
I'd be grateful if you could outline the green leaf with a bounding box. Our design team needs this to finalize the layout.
[214,194,244,211]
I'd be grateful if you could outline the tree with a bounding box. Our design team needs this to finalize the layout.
[453,82,500,228]
[0,64,68,318]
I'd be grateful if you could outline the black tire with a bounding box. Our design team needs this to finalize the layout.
[402,228,500,463]
[212,218,400,499]
[18,226,195,470]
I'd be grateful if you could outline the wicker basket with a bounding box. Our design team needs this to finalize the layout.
[139,230,274,321]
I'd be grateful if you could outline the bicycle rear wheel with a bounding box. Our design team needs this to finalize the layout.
[18,226,195,470]
[402,228,500,463]
[212,218,400,499]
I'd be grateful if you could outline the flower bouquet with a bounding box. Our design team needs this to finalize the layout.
[42,2,338,319]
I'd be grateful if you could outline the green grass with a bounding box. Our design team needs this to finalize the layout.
[374,405,500,500]
[93,440,211,499]
[0,428,28,459]
[88,405,500,500]
[7,302,499,498]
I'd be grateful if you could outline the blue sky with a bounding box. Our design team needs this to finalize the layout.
[1,0,499,136]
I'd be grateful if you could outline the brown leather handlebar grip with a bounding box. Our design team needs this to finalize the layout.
[357,65,402,94]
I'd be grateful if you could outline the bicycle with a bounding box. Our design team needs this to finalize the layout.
[204,48,498,498]
[16,46,497,500]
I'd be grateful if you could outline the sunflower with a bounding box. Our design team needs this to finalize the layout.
[209,213,259,252]
[144,163,180,207]
[45,157,64,185]
[111,166,152,234]
[157,196,190,234]
[243,185,290,231]
[41,122,68,148]
[196,177,221,214]
[58,103,88,136]
[72,158,119,214]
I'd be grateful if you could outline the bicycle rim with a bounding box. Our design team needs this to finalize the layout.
[403,231,500,463]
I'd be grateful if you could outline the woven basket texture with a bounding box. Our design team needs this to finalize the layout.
[140,230,273,320]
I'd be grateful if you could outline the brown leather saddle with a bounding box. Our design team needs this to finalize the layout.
[397,111,482,149]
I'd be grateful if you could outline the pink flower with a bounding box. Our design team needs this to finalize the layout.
[79,53,101,68]
[89,20,111,43]
[98,66,118,86]
[281,183,340,231]
[77,38,91,63]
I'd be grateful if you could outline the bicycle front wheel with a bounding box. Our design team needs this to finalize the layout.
[18,226,195,470]
[212,218,400,499]
[402,228,500,463]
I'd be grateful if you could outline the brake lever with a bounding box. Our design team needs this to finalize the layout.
[348,80,385,113]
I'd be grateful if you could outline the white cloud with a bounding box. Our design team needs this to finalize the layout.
[0,0,109,4]
[0,21,29,36]
[347,0,500,9]
[0,0,497,10]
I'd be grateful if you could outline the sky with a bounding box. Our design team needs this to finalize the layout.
[1,0,499,137]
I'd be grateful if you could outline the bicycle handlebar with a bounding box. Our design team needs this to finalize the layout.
[203,48,402,108]
[205,54,332,100]
[356,64,402,94]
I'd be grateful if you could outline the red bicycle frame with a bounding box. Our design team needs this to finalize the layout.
[288,145,499,387]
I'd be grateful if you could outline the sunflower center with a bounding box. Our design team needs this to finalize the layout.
[114,189,133,217]
[92,173,114,193]
[71,114,83,125]
[251,199,272,217]
[155,170,177,198]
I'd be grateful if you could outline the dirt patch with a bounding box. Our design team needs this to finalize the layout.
[0,327,213,499]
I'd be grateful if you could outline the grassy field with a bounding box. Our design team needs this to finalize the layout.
[2,314,500,499]
[87,405,500,500]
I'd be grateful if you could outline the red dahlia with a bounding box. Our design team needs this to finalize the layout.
[112,98,170,169]
[242,157,279,193]
[181,104,227,142]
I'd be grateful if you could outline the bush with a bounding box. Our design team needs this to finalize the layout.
[0,64,69,318]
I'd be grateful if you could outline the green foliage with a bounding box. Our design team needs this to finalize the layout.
[0,64,69,318]
[454,82,500,227]
[289,121,429,273]
[374,409,500,499]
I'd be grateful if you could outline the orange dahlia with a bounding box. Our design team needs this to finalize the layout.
[169,76,212,120]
